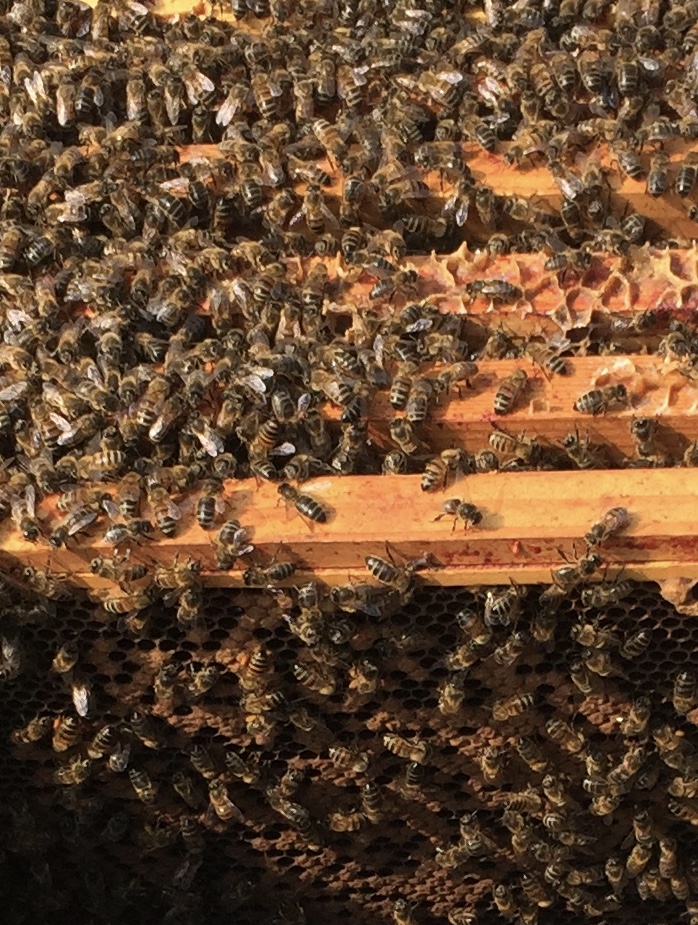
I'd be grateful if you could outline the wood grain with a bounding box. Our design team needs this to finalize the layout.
[2,469,698,592]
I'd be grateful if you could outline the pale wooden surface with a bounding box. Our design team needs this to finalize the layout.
[2,469,698,592]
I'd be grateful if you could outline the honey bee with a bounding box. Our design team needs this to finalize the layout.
[545,719,586,755]
[243,561,297,588]
[366,548,433,602]
[328,745,371,774]
[55,755,92,787]
[489,423,539,464]
[52,715,81,752]
[51,641,79,675]
[128,768,158,805]
[11,484,40,542]
[238,644,275,691]
[561,427,606,470]
[434,498,483,531]
[393,900,418,925]
[328,808,366,832]
[668,775,698,798]
[673,670,697,714]
[383,732,431,764]
[438,674,466,715]
[494,369,528,415]
[148,485,181,538]
[492,692,536,722]
[479,745,506,784]
[208,778,244,822]
[484,584,524,628]
[526,341,569,376]
[492,884,517,921]
[172,771,205,811]
[130,710,166,750]
[647,150,669,197]
[619,697,651,736]
[466,279,522,303]
[277,482,329,525]
[90,553,148,588]
[186,664,221,702]
[585,507,630,546]
[574,384,628,415]
[619,629,652,659]
[421,448,471,491]
[11,714,52,746]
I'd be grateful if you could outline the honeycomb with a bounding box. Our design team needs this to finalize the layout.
[2,578,698,925]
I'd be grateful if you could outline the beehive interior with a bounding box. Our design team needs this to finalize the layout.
[3,578,698,924]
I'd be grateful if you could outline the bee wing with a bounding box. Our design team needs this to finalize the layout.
[238,374,269,395]
[102,498,122,522]
[269,442,296,457]
[165,500,182,520]
[25,483,36,517]
[0,380,28,401]
[159,177,190,194]
[297,392,312,415]
[67,510,99,536]
[438,69,464,85]
[193,422,224,457]
[184,68,215,106]
[24,70,46,106]
[72,682,92,717]
[164,83,181,125]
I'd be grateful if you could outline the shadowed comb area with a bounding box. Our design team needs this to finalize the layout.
[2,580,698,923]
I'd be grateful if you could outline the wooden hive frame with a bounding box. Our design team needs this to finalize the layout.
[4,1,698,599]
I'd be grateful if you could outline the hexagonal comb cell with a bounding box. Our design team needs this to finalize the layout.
[1,578,698,922]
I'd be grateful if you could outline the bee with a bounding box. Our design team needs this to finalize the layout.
[545,719,586,755]
[277,482,328,525]
[55,755,92,787]
[401,761,425,796]
[208,779,244,822]
[668,775,698,798]
[669,799,698,826]
[72,680,92,718]
[292,661,336,696]
[480,745,506,784]
[494,369,528,415]
[551,546,602,591]
[130,710,166,750]
[177,586,204,630]
[673,670,697,714]
[561,427,606,470]
[434,498,483,531]
[312,118,348,167]
[243,562,296,587]
[658,837,678,879]
[328,745,371,774]
[366,548,432,602]
[676,152,698,197]
[172,772,205,811]
[492,884,517,921]
[393,900,418,925]
[484,584,524,628]
[186,665,220,702]
[239,644,274,691]
[11,484,40,542]
[489,424,539,464]
[526,341,569,377]
[619,629,652,659]
[189,744,217,780]
[361,782,384,823]
[493,631,527,667]
[626,843,652,877]
[619,697,651,736]
[647,150,669,197]
[51,641,79,675]
[369,269,419,303]
[195,478,225,530]
[148,485,181,538]
[72,709,112,757]
[574,383,628,415]
[492,692,536,722]
[90,554,148,587]
[585,507,630,546]
[328,809,366,832]
[384,732,431,764]
[126,767,158,805]
[421,448,471,491]
[466,279,522,303]
[11,714,52,746]
[52,715,81,752]
[180,816,205,854]
[438,674,466,714]
[347,658,379,695]
[215,521,254,569]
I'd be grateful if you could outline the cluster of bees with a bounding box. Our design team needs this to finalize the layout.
[4,500,698,924]
[1,0,698,919]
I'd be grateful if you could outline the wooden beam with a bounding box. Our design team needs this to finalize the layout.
[2,470,698,593]
[177,143,698,241]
